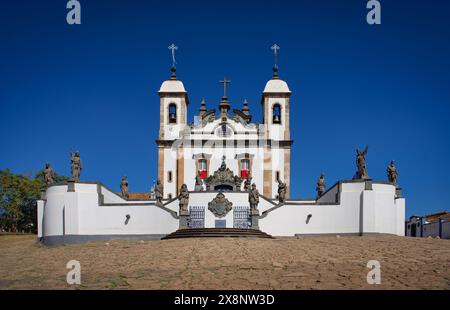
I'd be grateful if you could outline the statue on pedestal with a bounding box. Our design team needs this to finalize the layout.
[355,146,369,180]
[316,173,326,197]
[249,183,260,212]
[243,175,252,192]
[277,177,287,203]
[70,150,82,182]
[155,179,163,205]
[43,162,55,187]
[120,176,129,199]
[178,184,189,213]
[194,174,204,191]
[387,160,398,185]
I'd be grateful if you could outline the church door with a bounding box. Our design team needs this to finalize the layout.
[411,223,417,237]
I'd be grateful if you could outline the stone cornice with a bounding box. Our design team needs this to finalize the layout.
[155,139,294,148]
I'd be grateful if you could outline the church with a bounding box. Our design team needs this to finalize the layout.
[37,46,406,245]
[157,56,291,200]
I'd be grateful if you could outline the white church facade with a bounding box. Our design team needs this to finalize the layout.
[157,70,292,200]
[37,49,405,245]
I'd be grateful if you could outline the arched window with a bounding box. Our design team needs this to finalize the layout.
[273,104,281,124]
[168,103,177,124]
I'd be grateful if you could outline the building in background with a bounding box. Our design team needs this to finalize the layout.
[406,211,450,239]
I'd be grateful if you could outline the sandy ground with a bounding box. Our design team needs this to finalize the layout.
[0,234,449,290]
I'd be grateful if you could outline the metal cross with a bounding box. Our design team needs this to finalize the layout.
[168,43,178,67]
[219,77,231,97]
[271,43,280,66]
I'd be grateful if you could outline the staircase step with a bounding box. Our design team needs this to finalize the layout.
[162,228,273,240]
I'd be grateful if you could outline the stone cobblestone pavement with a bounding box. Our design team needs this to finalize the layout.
[0,234,449,289]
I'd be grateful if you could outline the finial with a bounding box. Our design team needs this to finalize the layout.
[168,43,178,79]
[242,99,250,115]
[199,97,207,115]
[270,43,280,79]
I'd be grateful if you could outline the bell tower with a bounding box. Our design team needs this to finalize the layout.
[156,44,189,199]
[261,44,292,198]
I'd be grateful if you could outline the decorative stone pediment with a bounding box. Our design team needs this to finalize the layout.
[204,159,243,191]
[208,193,233,218]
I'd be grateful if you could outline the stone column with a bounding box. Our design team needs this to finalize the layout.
[250,210,260,229]
[179,210,189,229]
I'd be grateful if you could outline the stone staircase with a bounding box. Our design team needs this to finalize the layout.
[161,228,273,240]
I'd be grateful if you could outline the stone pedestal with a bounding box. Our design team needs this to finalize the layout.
[40,189,46,200]
[67,180,75,192]
[251,210,260,229]
[395,187,403,198]
[179,210,189,229]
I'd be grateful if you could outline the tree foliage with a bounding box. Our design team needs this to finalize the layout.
[0,168,69,233]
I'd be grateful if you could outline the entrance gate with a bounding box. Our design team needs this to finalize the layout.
[233,206,251,229]
[189,206,205,228]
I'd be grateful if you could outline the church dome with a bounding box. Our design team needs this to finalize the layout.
[158,79,187,93]
[263,78,291,94]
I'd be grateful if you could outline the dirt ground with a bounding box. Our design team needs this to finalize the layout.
[0,234,449,290]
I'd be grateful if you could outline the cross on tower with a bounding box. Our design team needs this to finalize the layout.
[168,43,178,68]
[219,77,231,98]
[271,43,280,66]
[270,44,280,77]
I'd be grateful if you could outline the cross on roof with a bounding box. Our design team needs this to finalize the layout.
[219,77,231,98]
[271,43,280,66]
[168,43,178,67]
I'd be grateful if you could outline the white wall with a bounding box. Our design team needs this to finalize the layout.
[40,180,405,244]
[260,182,404,237]
[41,183,178,240]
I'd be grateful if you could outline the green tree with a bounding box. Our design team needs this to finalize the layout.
[0,169,41,232]
[0,168,69,233]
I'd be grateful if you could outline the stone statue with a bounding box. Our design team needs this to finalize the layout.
[387,160,398,185]
[43,162,55,187]
[243,176,252,192]
[149,180,156,199]
[248,183,260,212]
[194,174,204,191]
[178,184,189,212]
[316,173,326,197]
[219,159,227,171]
[277,177,287,203]
[233,175,243,190]
[155,179,163,205]
[120,176,129,199]
[355,146,369,179]
[70,150,82,181]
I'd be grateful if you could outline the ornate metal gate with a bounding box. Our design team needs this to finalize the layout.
[189,206,205,228]
[233,206,251,228]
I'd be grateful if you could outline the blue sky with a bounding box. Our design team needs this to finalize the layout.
[1,0,449,217]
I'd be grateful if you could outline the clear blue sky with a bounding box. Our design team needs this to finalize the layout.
[1,0,449,217]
